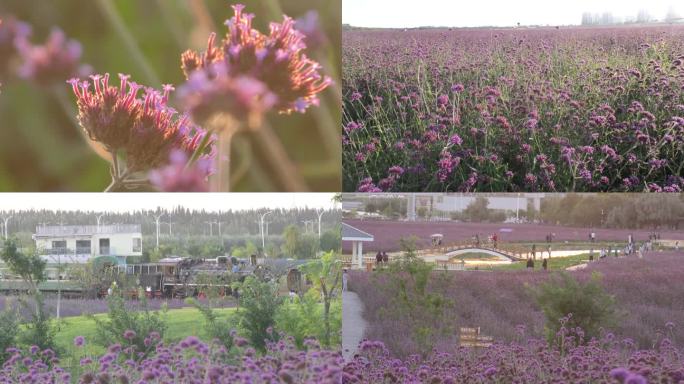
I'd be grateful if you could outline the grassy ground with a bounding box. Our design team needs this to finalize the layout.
[54,307,236,356]
[488,253,593,271]
[454,252,502,261]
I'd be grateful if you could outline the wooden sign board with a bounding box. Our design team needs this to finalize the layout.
[459,327,493,348]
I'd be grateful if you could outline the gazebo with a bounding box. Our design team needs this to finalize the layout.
[342,223,374,269]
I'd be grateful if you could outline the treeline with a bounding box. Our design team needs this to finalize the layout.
[0,207,341,238]
[540,194,684,229]
[581,7,681,25]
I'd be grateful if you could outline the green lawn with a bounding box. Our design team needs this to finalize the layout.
[54,307,236,356]
[489,253,593,271]
[455,252,502,261]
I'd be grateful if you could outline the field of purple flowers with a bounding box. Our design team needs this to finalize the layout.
[350,251,684,358]
[343,26,684,192]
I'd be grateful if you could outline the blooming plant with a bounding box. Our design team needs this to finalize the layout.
[343,27,684,192]
[178,4,332,190]
[0,334,344,384]
[2,2,335,192]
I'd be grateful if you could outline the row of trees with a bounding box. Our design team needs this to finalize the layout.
[540,194,684,229]
[581,7,681,25]
[0,207,341,239]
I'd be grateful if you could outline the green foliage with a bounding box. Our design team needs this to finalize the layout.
[90,285,168,358]
[17,293,59,352]
[533,272,616,345]
[320,227,341,253]
[281,225,319,259]
[0,304,19,363]
[300,251,341,347]
[232,276,282,351]
[1,239,57,352]
[186,298,236,353]
[398,236,418,262]
[282,224,301,258]
[1,239,46,290]
[275,289,341,349]
[381,254,453,357]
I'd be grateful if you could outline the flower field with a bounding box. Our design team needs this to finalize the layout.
[343,26,684,192]
[342,219,684,252]
[344,251,684,382]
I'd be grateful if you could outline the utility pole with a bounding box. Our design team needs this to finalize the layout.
[259,211,273,249]
[55,219,67,320]
[1,216,12,240]
[152,213,165,249]
[96,214,105,230]
[205,221,214,236]
[216,221,223,237]
[316,209,325,238]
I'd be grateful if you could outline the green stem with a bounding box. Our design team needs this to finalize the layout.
[95,0,161,86]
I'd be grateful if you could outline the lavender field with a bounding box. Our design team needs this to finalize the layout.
[350,251,684,358]
[343,26,684,192]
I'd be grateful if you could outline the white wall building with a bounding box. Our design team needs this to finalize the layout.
[33,224,143,266]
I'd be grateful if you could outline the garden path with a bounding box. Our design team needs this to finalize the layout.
[342,290,367,361]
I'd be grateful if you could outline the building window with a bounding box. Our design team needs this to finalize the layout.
[133,238,142,252]
[99,238,110,255]
[76,240,91,255]
[51,240,66,255]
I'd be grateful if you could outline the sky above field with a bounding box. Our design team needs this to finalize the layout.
[343,0,682,28]
[0,193,338,213]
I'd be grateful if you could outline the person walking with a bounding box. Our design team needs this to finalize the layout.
[542,258,548,271]
[676,241,680,251]
[342,269,348,291]
[382,251,389,264]
[531,244,537,260]
[526,257,534,270]
[375,251,382,266]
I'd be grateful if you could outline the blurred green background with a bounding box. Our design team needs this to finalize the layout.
[0,0,341,191]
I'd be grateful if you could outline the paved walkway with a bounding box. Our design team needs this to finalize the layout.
[342,290,367,361]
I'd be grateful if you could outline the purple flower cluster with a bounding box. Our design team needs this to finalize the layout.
[0,16,31,78]
[16,28,90,86]
[343,332,682,383]
[179,4,332,124]
[1,335,344,384]
[68,73,215,173]
[343,27,684,192]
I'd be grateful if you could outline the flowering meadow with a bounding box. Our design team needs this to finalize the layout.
[1,334,344,384]
[0,0,341,191]
[343,27,684,192]
[342,251,684,382]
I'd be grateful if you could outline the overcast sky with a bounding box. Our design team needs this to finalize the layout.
[0,193,338,213]
[343,0,682,28]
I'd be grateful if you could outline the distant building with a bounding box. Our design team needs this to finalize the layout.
[33,224,143,266]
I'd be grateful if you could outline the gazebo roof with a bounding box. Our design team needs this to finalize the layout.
[342,223,374,242]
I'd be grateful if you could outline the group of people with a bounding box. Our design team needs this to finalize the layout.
[525,257,548,270]
[375,251,389,265]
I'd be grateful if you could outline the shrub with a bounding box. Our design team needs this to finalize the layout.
[533,271,616,345]
[89,285,167,359]
[275,288,342,349]
[0,304,19,363]
[233,276,282,351]
[186,298,236,354]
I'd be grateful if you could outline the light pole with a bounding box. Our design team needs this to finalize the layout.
[152,213,165,249]
[316,209,325,238]
[55,219,67,320]
[516,193,520,223]
[216,221,223,237]
[205,221,214,236]
[259,211,273,249]
[2,216,12,240]
[96,214,105,230]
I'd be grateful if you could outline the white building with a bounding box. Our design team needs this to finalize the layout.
[33,224,143,266]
